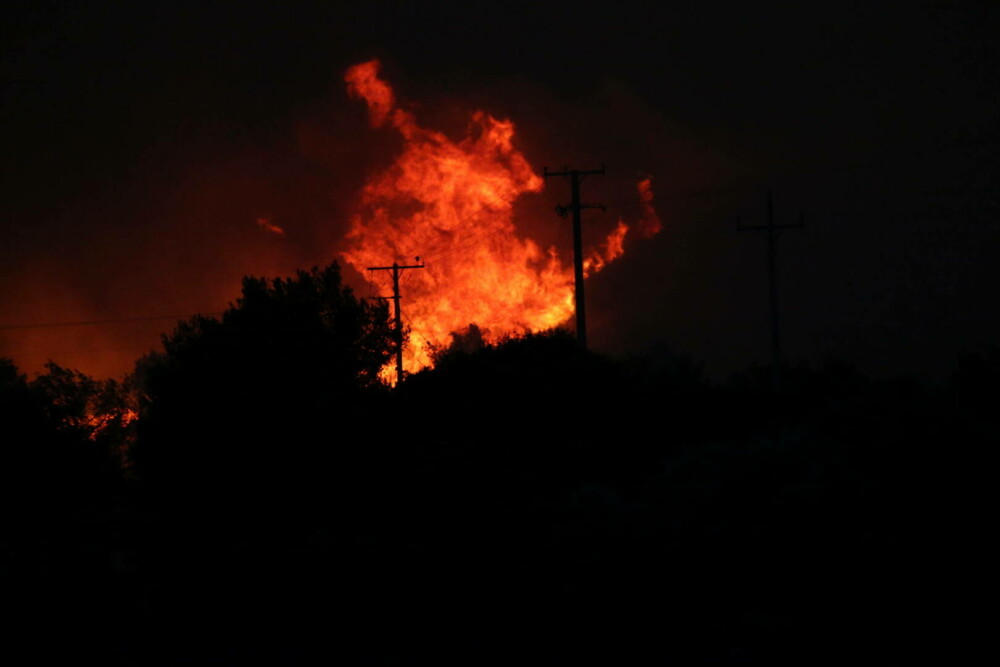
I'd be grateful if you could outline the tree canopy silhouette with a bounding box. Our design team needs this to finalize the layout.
[2,358,128,497]
[130,262,395,502]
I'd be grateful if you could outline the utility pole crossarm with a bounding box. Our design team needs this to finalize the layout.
[543,164,606,179]
[367,263,427,271]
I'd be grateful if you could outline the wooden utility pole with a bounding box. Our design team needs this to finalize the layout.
[367,259,424,385]
[738,191,803,391]
[543,165,605,348]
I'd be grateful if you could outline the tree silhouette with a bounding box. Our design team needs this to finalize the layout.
[2,358,128,495]
[29,361,134,472]
[130,262,395,508]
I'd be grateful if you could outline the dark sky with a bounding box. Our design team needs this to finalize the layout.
[2,0,997,380]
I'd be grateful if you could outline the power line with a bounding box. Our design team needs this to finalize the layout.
[0,312,224,332]
[11,345,159,360]
[400,313,436,351]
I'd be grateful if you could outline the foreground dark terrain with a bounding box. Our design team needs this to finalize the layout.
[2,265,992,665]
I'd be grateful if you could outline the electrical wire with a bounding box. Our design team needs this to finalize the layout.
[10,345,160,360]
[0,312,225,332]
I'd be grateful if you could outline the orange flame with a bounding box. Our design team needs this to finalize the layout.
[636,177,662,238]
[345,60,397,128]
[341,60,661,378]
[583,219,629,277]
[82,408,139,441]
[256,216,285,236]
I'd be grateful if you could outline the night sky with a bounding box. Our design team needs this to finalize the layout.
[2,0,997,380]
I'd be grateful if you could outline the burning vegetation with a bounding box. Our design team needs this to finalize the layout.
[341,59,662,376]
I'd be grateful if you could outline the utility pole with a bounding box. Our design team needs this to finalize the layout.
[738,191,804,391]
[367,258,424,386]
[543,165,605,348]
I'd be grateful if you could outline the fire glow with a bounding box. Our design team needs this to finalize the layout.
[341,60,662,377]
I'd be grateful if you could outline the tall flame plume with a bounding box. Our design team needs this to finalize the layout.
[341,60,661,379]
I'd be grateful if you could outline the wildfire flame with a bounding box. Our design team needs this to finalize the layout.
[341,60,662,379]
[256,216,285,236]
